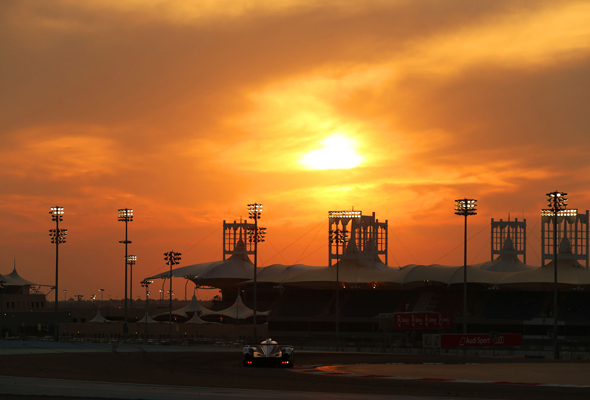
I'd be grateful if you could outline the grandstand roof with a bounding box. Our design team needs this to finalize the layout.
[394,264,457,288]
[473,253,535,272]
[88,309,112,323]
[148,237,590,290]
[172,295,216,316]
[256,263,317,281]
[2,266,42,287]
[147,253,254,289]
[447,264,512,286]
[185,312,218,324]
[137,311,159,324]
[207,293,269,319]
[271,258,392,289]
[498,259,590,289]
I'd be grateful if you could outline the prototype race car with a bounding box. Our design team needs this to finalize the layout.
[242,338,294,368]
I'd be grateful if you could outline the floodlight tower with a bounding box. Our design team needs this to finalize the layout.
[141,279,153,335]
[98,289,105,308]
[454,198,477,334]
[49,206,67,341]
[127,255,137,307]
[164,251,181,340]
[0,279,5,311]
[118,208,133,335]
[329,227,349,351]
[247,203,265,342]
[542,190,568,360]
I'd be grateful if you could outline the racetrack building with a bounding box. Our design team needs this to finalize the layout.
[140,209,590,352]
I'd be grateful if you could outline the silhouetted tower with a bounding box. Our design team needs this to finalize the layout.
[223,219,256,260]
[328,210,388,265]
[491,218,526,263]
[541,209,589,269]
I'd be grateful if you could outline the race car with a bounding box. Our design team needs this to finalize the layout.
[242,338,294,368]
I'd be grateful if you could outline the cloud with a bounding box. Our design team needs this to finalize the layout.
[1,0,589,297]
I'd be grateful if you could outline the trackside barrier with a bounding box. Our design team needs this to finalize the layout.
[423,333,522,348]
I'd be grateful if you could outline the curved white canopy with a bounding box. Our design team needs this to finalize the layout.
[88,309,112,323]
[256,263,319,284]
[185,312,219,324]
[172,295,216,316]
[447,264,515,286]
[147,254,255,289]
[3,267,42,287]
[472,253,535,272]
[144,244,590,291]
[498,259,590,288]
[274,258,392,289]
[397,264,458,288]
[208,293,269,319]
[137,311,160,324]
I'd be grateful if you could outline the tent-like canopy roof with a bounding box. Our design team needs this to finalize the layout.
[145,234,590,291]
[255,263,320,285]
[447,264,516,286]
[207,293,269,319]
[147,254,254,289]
[2,266,43,287]
[472,254,535,272]
[393,264,457,288]
[172,295,216,317]
[262,258,393,290]
[185,312,219,324]
[137,311,160,324]
[472,238,535,272]
[498,259,590,289]
[257,263,317,280]
[88,309,112,323]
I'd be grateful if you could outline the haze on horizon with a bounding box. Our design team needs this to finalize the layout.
[1,0,589,300]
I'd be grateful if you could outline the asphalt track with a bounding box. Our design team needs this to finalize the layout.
[0,343,589,400]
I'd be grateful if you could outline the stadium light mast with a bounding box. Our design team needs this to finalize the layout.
[455,198,477,334]
[247,203,265,342]
[98,289,105,308]
[542,190,568,360]
[0,279,5,312]
[141,279,153,335]
[329,227,349,351]
[118,208,133,335]
[127,255,137,307]
[164,251,181,340]
[50,206,67,341]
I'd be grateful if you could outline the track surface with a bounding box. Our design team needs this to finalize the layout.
[0,351,588,399]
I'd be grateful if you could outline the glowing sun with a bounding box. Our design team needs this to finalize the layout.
[301,134,363,170]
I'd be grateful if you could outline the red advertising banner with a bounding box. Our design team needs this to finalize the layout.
[440,334,522,348]
[394,313,453,330]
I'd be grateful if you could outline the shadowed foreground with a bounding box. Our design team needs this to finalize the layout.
[1,350,589,399]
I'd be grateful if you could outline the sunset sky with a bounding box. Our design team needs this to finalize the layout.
[1,0,590,301]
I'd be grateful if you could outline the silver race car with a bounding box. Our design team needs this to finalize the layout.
[243,338,294,368]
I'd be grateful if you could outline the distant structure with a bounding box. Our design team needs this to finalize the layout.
[223,219,256,260]
[328,210,388,265]
[541,209,589,268]
[1,264,47,310]
[491,218,526,263]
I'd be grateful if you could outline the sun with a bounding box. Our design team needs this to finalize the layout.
[300,134,363,170]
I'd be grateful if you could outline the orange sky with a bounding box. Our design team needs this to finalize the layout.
[1,0,590,301]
